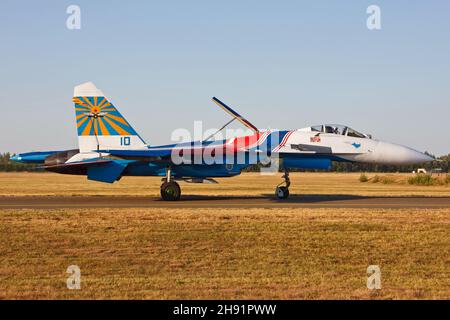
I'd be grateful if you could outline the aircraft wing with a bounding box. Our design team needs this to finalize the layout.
[101,149,173,160]
[40,159,113,169]
[102,144,249,161]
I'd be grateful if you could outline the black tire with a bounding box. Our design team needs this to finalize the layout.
[160,181,181,201]
[275,186,289,199]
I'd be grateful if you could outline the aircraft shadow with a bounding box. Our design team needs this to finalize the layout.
[174,194,391,203]
[262,194,449,203]
[169,195,263,202]
[263,194,376,203]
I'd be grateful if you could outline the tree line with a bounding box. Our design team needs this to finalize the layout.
[0,153,38,172]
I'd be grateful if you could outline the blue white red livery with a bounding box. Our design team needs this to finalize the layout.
[12,82,433,200]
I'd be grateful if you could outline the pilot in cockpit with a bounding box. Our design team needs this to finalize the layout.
[325,126,334,134]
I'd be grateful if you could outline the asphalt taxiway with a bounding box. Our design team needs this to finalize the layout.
[0,195,449,209]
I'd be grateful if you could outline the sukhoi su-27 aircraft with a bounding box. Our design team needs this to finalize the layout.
[12,82,433,200]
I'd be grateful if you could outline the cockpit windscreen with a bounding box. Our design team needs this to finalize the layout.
[310,124,367,138]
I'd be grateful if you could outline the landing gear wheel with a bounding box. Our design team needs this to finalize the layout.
[275,186,289,199]
[275,169,291,199]
[160,181,181,201]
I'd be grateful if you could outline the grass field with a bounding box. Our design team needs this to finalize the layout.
[0,172,449,299]
[0,172,449,197]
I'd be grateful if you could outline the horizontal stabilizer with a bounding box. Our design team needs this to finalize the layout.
[87,161,128,183]
[41,159,129,182]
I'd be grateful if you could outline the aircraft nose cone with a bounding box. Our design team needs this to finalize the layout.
[376,142,434,165]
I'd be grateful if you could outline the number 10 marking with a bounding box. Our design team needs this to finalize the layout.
[120,137,131,146]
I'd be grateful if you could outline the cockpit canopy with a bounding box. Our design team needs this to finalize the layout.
[309,124,368,138]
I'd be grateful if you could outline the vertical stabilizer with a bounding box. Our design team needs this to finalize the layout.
[73,82,147,153]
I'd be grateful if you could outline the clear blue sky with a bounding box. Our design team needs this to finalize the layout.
[1,0,449,155]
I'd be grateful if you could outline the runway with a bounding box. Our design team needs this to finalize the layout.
[1,195,450,209]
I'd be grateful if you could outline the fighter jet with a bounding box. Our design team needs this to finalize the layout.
[12,82,433,200]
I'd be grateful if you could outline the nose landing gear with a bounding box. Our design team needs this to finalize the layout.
[275,170,290,199]
[160,167,181,201]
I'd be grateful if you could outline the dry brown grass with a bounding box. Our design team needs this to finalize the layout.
[1,172,449,197]
[0,172,448,299]
[0,207,449,300]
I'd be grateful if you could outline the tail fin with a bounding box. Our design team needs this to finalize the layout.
[73,82,147,153]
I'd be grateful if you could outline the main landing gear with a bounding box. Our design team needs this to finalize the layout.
[160,167,291,201]
[160,167,181,201]
[275,170,290,199]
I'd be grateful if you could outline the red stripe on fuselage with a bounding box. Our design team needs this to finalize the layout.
[272,130,294,152]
